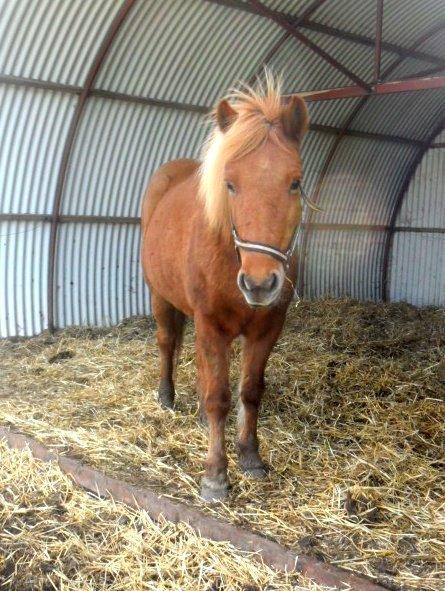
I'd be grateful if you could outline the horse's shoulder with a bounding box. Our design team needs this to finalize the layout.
[142,159,200,226]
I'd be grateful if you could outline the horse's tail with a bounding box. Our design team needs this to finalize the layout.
[141,159,200,230]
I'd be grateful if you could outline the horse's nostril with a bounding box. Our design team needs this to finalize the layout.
[239,273,251,291]
[267,272,278,291]
[239,272,279,293]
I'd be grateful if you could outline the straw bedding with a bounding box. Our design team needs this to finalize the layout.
[0,443,322,590]
[1,298,444,590]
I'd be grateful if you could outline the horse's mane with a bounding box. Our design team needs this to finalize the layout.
[199,73,297,232]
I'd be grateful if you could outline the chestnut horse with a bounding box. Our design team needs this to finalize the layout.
[141,77,310,500]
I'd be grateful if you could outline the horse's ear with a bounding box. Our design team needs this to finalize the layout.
[215,99,238,132]
[281,95,309,145]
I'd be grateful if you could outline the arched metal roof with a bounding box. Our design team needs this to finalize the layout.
[1,0,444,336]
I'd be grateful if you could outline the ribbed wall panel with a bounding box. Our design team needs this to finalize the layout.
[300,130,336,196]
[62,98,208,217]
[0,221,50,337]
[0,0,123,86]
[313,0,445,47]
[265,35,347,93]
[0,86,76,215]
[398,147,445,228]
[95,0,282,107]
[249,0,319,15]
[435,129,445,143]
[56,223,149,328]
[307,98,363,128]
[314,138,417,225]
[351,89,445,142]
[304,229,386,301]
[389,142,445,307]
[266,30,394,94]
[390,233,445,307]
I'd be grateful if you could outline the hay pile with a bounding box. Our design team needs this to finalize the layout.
[1,299,444,590]
[0,442,320,590]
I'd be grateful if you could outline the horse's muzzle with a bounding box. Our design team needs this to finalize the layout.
[237,269,284,307]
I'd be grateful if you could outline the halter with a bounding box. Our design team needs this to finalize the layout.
[230,181,316,273]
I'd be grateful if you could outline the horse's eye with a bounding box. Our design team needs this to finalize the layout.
[289,180,301,194]
[226,181,236,195]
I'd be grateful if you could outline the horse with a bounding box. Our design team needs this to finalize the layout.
[141,75,310,501]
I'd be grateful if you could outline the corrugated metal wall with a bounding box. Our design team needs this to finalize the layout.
[389,142,445,307]
[0,0,444,337]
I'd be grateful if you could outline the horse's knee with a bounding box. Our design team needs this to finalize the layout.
[204,389,230,418]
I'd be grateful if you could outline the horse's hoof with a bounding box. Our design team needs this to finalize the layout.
[158,384,175,409]
[242,465,268,479]
[200,476,230,502]
[239,455,269,479]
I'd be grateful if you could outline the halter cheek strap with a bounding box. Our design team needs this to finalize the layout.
[230,182,317,302]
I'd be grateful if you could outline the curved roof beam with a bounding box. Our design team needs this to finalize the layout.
[47,0,138,332]
[247,0,371,90]
[206,0,445,69]
[247,0,331,86]
[381,116,445,301]
[297,19,445,297]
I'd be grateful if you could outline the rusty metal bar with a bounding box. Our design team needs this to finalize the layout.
[247,0,371,90]
[0,427,389,591]
[0,213,141,224]
[381,117,445,301]
[302,75,445,101]
[398,64,445,81]
[310,122,426,147]
[46,0,138,334]
[374,0,384,83]
[3,214,445,235]
[247,0,329,85]
[302,19,445,68]
[205,0,445,68]
[296,20,445,297]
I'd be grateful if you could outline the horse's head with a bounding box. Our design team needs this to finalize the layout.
[200,76,309,308]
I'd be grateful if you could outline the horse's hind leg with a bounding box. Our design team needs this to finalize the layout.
[151,291,185,409]
[238,318,285,477]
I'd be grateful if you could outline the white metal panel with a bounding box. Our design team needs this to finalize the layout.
[397,147,445,228]
[95,0,283,107]
[0,221,50,337]
[0,0,124,86]
[56,222,149,328]
[389,232,445,307]
[0,86,76,214]
[62,97,209,218]
[313,137,417,225]
[304,229,386,301]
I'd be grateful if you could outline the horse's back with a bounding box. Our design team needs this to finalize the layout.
[141,159,200,230]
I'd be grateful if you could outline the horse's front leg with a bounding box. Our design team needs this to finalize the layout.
[238,320,285,477]
[195,315,232,501]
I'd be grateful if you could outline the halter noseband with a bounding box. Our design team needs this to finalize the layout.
[231,223,301,272]
[230,181,314,273]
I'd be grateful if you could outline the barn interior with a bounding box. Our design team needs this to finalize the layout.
[1,1,444,590]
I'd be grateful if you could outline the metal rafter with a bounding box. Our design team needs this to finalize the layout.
[297,20,445,298]
[302,75,445,101]
[46,0,137,333]
[204,0,445,69]
[374,0,384,84]
[247,0,330,86]
[380,117,445,301]
[247,0,371,90]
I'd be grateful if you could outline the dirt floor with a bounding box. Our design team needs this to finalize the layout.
[1,298,444,590]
